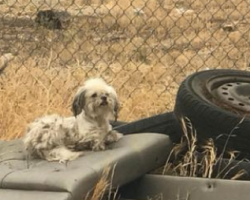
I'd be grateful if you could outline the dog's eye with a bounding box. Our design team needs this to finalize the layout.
[91,93,97,98]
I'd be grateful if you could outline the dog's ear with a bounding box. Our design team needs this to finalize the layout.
[72,91,86,117]
[113,99,120,122]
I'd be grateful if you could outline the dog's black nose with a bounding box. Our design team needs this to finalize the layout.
[101,95,107,101]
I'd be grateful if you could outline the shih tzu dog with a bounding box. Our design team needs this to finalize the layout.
[23,78,123,163]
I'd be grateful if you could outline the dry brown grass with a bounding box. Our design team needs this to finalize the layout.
[85,165,118,200]
[162,118,246,180]
[1,0,250,139]
[0,57,174,139]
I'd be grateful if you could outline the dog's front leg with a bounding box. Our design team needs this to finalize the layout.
[93,123,113,148]
[105,129,123,144]
[92,139,105,151]
[87,129,106,151]
[91,135,105,151]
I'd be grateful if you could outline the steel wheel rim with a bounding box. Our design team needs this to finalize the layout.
[207,76,250,113]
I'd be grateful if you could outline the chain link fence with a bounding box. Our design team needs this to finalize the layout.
[0,0,250,139]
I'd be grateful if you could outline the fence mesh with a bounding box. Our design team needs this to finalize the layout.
[0,0,250,139]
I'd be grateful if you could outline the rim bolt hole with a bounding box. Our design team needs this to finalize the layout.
[222,87,228,90]
[228,98,234,101]
[222,92,228,95]
[239,103,245,106]
[227,84,233,87]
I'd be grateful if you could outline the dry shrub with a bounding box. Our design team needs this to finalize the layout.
[162,118,247,180]
[0,56,176,140]
[1,0,250,141]
[0,59,78,140]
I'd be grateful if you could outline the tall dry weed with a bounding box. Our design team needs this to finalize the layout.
[85,165,118,200]
[162,117,246,180]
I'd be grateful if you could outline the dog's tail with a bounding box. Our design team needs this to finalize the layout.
[42,146,83,163]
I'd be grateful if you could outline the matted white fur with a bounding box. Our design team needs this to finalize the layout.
[23,78,123,163]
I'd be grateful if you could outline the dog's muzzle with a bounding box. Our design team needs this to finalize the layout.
[100,95,108,106]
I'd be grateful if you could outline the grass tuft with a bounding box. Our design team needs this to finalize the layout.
[85,165,118,200]
[162,117,246,180]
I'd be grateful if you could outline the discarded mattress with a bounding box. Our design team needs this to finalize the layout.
[0,133,172,200]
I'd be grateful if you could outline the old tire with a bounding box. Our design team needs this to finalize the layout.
[114,112,182,144]
[174,69,250,158]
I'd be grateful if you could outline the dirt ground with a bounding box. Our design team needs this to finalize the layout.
[1,0,250,139]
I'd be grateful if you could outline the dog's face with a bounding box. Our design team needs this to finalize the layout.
[72,78,119,120]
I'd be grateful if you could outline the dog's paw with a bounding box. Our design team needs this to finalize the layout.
[92,141,106,151]
[106,130,123,144]
[58,151,84,163]
[59,159,68,164]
